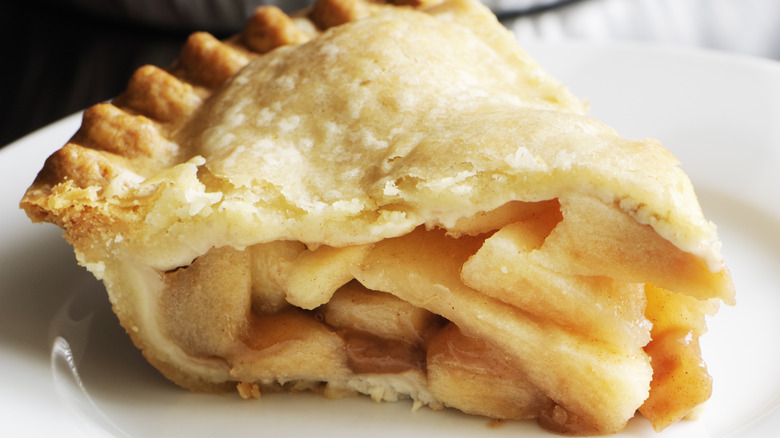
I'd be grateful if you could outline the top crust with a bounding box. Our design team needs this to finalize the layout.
[20,0,730,301]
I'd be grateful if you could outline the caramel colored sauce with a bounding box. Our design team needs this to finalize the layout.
[640,329,712,431]
[427,323,553,423]
[240,307,428,376]
[640,284,713,431]
[427,323,509,373]
[242,308,331,352]
[340,329,426,374]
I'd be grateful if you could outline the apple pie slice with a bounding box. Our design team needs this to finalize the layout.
[21,0,734,434]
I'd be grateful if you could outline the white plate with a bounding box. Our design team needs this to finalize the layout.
[2,42,779,437]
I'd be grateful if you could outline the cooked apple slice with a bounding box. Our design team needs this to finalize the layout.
[352,227,652,435]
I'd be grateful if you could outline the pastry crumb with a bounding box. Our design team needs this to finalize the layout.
[237,382,261,399]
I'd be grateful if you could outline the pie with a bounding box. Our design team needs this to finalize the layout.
[20,0,735,434]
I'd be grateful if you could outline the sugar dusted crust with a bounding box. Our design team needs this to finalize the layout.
[21,0,734,435]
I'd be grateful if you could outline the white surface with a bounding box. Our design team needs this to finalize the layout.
[505,0,780,60]
[1,43,779,437]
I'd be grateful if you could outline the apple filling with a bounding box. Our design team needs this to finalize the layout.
[149,197,728,435]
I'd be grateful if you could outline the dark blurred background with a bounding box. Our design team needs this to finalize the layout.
[1,1,194,148]
[2,0,778,148]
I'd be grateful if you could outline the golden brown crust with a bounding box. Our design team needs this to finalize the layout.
[242,6,311,54]
[311,0,373,29]
[21,1,300,220]
[116,65,202,123]
[32,142,119,194]
[175,32,252,88]
[74,103,163,159]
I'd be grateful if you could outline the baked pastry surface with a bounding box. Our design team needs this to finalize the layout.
[21,0,734,435]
